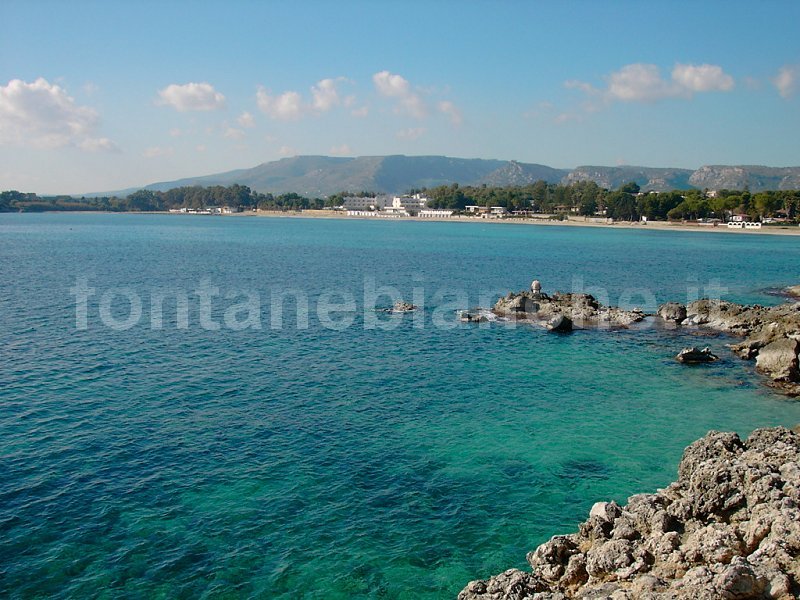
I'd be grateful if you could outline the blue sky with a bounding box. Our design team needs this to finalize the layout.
[1,0,799,194]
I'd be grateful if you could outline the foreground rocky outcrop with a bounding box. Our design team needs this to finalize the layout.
[459,427,800,600]
[658,299,800,396]
[493,289,645,329]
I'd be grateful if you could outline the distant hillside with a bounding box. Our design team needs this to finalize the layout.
[87,156,800,197]
[479,161,569,187]
[689,165,800,191]
[562,166,694,192]
[131,155,553,198]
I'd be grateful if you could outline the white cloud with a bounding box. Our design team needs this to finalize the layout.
[237,111,255,128]
[396,127,426,141]
[0,77,117,150]
[373,70,426,118]
[438,100,463,126]
[143,146,174,158]
[78,137,120,152]
[606,63,676,102]
[773,65,799,98]
[568,62,735,105]
[278,145,296,156]
[554,112,583,124]
[311,78,342,112]
[257,88,304,120]
[156,82,226,112]
[329,144,352,156]
[257,78,349,120]
[224,126,245,140]
[196,145,207,152]
[351,106,369,118]
[671,63,734,93]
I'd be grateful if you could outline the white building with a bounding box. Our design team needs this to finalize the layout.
[418,209,454,218]
[389,193,429,215]
[727,221,762,229]
[342,196,387,210]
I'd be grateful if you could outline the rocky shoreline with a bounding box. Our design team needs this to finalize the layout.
[490,282,800,397]
[458,427,800,600]
[457,284,800,598]
[658,298,800,396]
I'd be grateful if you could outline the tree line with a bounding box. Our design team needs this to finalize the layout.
[2,181,799,221]
[421,181,800,221]
[0,185,331,213]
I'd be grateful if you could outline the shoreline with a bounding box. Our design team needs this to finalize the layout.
[5,209,800,236]
[253,210,800,236]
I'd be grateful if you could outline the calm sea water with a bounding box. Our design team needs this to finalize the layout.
[2,214,800,599]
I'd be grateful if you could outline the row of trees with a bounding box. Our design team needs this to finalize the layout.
[422,182,800,221]
[2,183,799,221]
[0,186,331,213]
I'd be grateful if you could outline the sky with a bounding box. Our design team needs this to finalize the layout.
[1,0,799,195]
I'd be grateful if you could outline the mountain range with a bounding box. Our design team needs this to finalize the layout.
[92,156,800,197]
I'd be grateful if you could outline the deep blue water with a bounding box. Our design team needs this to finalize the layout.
[2,213,800,598]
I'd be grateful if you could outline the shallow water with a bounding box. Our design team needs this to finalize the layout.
[2,214,800,598]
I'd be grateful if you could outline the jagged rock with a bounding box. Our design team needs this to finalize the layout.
[676,296,800,395]
[755,337,799,382]
[786,285,800,299]
[493,288,644,329]
[391,300,417,312]
[675,347,718,364]
[459,428,800,600]
[461,311,489,323]
[658,302,687,323]
[457,568,545,600]
[546,315,573,333]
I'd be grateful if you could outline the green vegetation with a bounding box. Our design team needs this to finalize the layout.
[0,185,329,213]
[423,181,800,222]
[1,182,799,222]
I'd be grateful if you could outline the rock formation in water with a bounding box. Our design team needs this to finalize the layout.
[493,289,645,329]
[458,427,800,600]
[675,347,719,364]
[658,299,800,396]
[391,300,418,313]
[490,282,799,394]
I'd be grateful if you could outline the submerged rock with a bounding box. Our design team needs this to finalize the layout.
[458,427,800,600]
[676,346,719,364]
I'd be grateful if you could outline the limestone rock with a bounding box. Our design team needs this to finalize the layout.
[546,315,573,333]
[755,337,799,382]
[493,287,644,329]
[391,300,417,313]
[675,347,718,364]
[658,302,687,323]
[458,428,800,600]
[785,285,800,299]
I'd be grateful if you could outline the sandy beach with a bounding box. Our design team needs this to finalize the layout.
[253,209,800,236]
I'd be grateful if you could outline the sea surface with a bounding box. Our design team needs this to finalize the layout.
[2,213,800,599]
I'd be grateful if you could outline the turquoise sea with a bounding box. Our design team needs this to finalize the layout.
[2,213,800,599]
